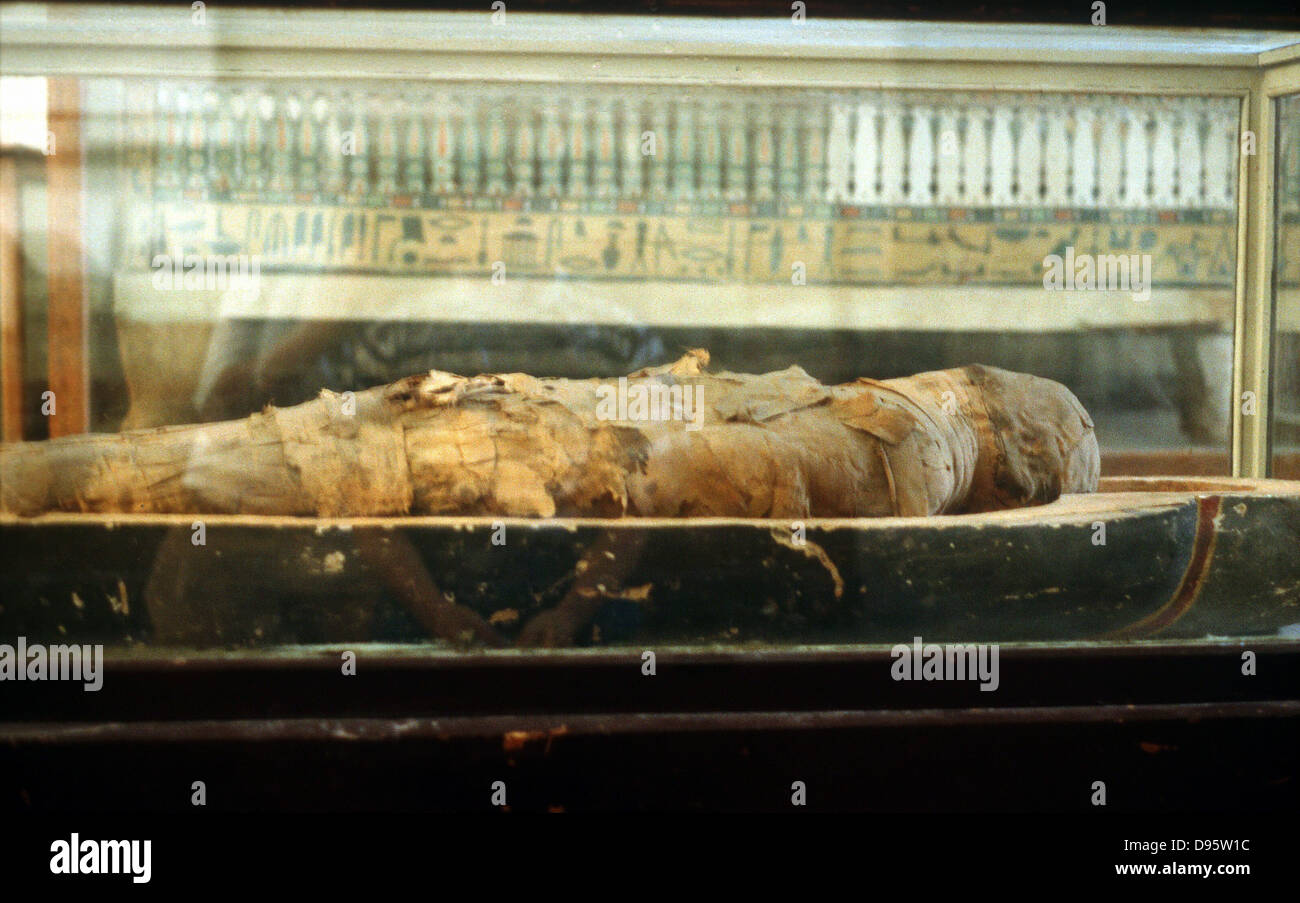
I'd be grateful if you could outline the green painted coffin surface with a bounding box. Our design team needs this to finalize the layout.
[1,478,1297,648]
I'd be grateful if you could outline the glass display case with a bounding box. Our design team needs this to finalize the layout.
[1,5,1298,814]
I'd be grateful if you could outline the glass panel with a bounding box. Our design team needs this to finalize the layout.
[7,21,1296,654]
[1274,91,1300,478]
[107,83,1241,459]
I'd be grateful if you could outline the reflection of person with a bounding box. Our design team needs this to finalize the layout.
[193,315,669,422]
[190,244,669,422]
[194,320,349,422]
[141,519,503,647]
[140,508,656,648]
[181,288,670,648]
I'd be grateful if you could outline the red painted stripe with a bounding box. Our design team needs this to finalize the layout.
[1103,495,1221,640]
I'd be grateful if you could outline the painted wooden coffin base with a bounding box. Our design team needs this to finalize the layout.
[1,477,1297,648]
